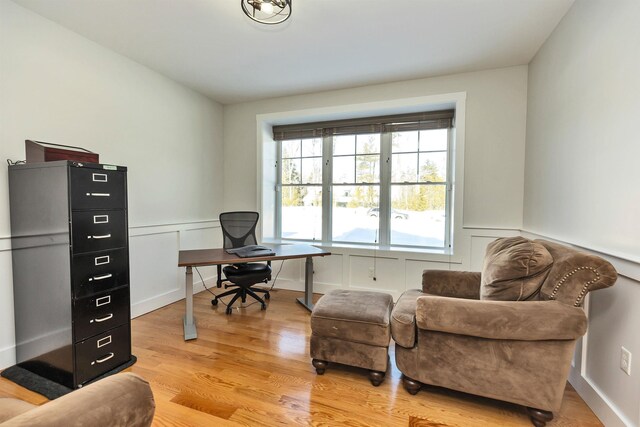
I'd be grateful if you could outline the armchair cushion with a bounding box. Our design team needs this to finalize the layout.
[481,236,553,301]
[416,296,587,341]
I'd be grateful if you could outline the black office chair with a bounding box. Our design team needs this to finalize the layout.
[212,211,271,314]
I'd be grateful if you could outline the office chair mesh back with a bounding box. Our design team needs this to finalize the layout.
[213,211,271,314]
[219,211,259,249]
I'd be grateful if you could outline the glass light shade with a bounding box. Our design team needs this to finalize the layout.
[242,0,291,25]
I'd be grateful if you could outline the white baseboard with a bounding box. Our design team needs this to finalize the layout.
[0,346,16,370]
[569,369,633,427]
[131,288,186,318]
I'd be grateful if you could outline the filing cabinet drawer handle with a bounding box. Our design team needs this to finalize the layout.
[86,192,111,197]
[95,255,110,266]
[92,173,108,182]
[92,353,114,365]
[93,215,109,224]
[93,313,113,323]
[97,335,112,348]
[90,273,113,281]
[96,295,111,307]
[89,234,111,239]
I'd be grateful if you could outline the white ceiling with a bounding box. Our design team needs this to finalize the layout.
[13,0,574,104]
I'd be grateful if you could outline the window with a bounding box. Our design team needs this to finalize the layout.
[280,138,322,240]
[273,110,453,250]
[332,134,380,244]
[390,129,449,247]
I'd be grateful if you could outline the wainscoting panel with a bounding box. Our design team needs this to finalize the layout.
[180,227,221,249]
[467,228,520,271]
[275,257,303,282]
[0,250,16,368]
[128,220,220,318]
[311,252,343,288]
[405,260,454,291]
[129,231,180,317]
[470,236,497,271]
[349,255,401,296]
[179,225,222,290]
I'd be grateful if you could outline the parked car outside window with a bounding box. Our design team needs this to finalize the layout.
[366,207,408,220]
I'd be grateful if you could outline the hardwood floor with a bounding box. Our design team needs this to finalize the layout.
[0,288,602,426]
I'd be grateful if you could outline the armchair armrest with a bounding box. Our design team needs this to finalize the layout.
[390,289,426,348]
[422,270,481,299]
[4,373,155,427]
[415,296,587,341]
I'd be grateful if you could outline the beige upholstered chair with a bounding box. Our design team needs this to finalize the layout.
[391,237,617,427]
[0,373,155,426]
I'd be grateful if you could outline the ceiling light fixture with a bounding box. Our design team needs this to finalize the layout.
[241,0,291,25]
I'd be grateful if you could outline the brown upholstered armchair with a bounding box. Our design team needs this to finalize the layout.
[391,237,617,427]
[0,373,155,426]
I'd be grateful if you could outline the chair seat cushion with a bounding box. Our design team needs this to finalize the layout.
[311,289,393,347]
[481,237,553,301]
[223,263,271,284]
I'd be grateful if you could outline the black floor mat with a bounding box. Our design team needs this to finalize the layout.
[1,355,137,400]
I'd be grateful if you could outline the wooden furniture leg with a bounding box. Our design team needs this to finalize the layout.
[402,375,421,395]
[312,359,327,374]
[527,408,554,427]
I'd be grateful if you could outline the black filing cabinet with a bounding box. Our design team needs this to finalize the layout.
[9,161,132,388]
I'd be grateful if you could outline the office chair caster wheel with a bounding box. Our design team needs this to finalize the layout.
[226,307,233,315]
[211,298,218,306]
[261,303,266,310]
[264,292,270,300]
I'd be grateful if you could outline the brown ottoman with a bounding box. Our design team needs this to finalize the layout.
[310,289,393,386]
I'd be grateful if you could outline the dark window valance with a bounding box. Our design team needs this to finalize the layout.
[272,109,454,141]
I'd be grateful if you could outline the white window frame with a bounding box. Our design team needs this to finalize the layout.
[275,130,452,250]
[257,93,466,257]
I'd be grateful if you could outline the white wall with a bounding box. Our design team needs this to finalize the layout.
[224,66,528,229]
[222,66,527,299]
[524,0,640,425]
[0,1,224,368]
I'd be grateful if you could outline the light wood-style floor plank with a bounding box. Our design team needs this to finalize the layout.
[0,288,602,426]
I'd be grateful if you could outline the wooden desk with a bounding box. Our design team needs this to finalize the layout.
[178,244,331,340]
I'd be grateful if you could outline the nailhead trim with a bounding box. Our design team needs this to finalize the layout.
[548,266,600,307]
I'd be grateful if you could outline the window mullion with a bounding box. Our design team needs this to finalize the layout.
[379,132,392,245]
[276,140,282,239]
[322,135,332,242]
[445,128,453,251]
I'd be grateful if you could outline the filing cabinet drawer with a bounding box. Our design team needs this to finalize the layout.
[71,210,127,253]
[70,167,126,210]
[72,248,129,298]
[75,324,131,385]
[73,287,129,341]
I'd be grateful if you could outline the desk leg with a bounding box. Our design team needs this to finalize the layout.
[183,266,197,340]
[296,256,315,312]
